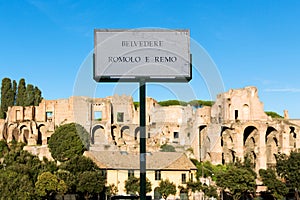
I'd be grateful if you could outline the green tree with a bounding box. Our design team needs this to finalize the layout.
[276,151,300,200]
[16,78,26,106]
[124,176,152,195]
[35,171,67,198]
[34,86,43,106]
[0,78,14,119]
[160,144,176,152]
[24,84,35,106]
[106,184,118,197]
[48,123,90,162]
[265,111,283,118]
[76,171,105,200]
[157,179,177,199]
[216,164,256,200]
[0,169,34,199]
[0,140,9,158]
[12,80,17,105]
[59,155,100,174]
[158,100,187,106]
[55,169,77,193]
[259,168,288,200]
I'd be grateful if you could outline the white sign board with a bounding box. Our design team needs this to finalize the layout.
[94,29,191,82]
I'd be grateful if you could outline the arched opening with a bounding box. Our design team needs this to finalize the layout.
[20,125,29,144]
[120,125,130,138]
[266,126,279,167]
[244,126,258,165]
[92,125,105,145]
[134,127,140,140]
[243,104,250,120]
[111,125,117,142]
[37,124,45,145]
[289,126,297,148]
[244,126,257,145]
[12,128,19,142]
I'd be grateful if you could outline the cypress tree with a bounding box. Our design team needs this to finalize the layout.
[0,78,14,119]
[24,84,35,106]
[12,80,17,105]
[34,86,42,106]
[16,78,26,106]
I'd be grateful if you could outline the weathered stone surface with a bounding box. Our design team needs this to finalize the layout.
[0,86,299,172]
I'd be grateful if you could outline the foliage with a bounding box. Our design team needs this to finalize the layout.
[160,144,176,152]
[259,168,288,200]
[48,123,90,162]
[55,169,77,193]
[124,176,152,195]
[133,102,140,109]
[0,169,34,199]
[0,77,43,119]
[106,184,119,196]
[196,161,215,179]
[187,181,203,192]
[202,184,218,199]
[0,140,9,157]
[0,78,14,118]
[157,179,177,199]
[158,100,187,106]
[76,171,106,199]
[276,151,300,199]
[215,163,256,200]
[59,155,100,174]
[35,172,67,198]
[24,84,35,106]
[157,99,214,107]
[16,78,26,106]
[188,100,214,107]
[265,111,283,118]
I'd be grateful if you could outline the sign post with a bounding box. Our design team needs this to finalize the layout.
[94,29,191,200]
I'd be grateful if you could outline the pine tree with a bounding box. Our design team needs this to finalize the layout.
[16,78,26,106]
[0,78,14,119]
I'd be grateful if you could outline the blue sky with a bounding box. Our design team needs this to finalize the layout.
[1,0,300,118]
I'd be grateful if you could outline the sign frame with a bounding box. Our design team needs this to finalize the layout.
[93,29,192,82]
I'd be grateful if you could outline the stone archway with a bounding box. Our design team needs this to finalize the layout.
[134,127,140,141]
[91,124,106,145]
[221,127,235,164]
[243,126,259,165]
[37,124,45,145]
[266,126,279,167]
[20,125,29,144]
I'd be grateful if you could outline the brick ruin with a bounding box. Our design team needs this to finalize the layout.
[0,86,299,171]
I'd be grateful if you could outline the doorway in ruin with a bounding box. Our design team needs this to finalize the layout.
[266,126,279,167]
[20,125,29,144]
[91,125,106,145]
[221,127,235,164]
[243,126,259,165]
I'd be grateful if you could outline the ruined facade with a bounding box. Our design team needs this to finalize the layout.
[0,86,299,172]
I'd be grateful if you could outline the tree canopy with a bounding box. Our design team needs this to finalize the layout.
[48,123,90,162]
[276,151,300,200]
[215,161,256,200]
[259,168,288,200]
[0,77,43,119]
[124,176,152,195]
[157,179,176,199]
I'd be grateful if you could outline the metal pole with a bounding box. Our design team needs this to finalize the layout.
[139,79,146,200]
